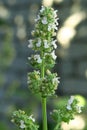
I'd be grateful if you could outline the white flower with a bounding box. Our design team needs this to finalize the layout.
[28,114,35,122]
[36,70,40,75]
[20,120,26,129]
[13,113,16,116]
[27,76,31,84]
[68,96,75,105]
[40,6,45,13]
[52,24,58,30]
[66,96,75,110]
[28,39,33,48]
[46,69,51,75]
[11,119,14,122]
[37,57,42,63]
[48,19,58,31]
[36,38,41,47]
[31,30,35,35]
[28,57,31,60]
[66,104,72,110]
[52,77,60,85]
[34,54,40,60]
[42,17,48,24]
[51,40,57,49]
[44,40,49,48]
[48,24,52,31]
[53,10,58,18]
[54,18,59,26]
[76,106,82,113]
[51,51,57,60]
[35,15,40,22]
[34,54,42,63]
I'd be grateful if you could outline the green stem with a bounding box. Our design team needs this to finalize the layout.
[41,51,48,130]
[54,123,61,130]
[42,97,48,130]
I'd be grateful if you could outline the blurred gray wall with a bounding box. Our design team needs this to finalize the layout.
[0,0,87,129]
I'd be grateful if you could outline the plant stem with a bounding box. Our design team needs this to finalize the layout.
[54,123,61,130]
[42,97,48,130]
[41,51,48,130]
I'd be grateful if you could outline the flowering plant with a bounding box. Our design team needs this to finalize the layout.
[11,6,82,130]
[51,96,82,130]
[11,110,39,130]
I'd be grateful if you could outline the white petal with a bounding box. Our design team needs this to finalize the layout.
[27,76,31,84]
[28,115,35,122]
[28,39,33,48]
[28,57,31,60]
[68,96,74,104]
[76,106,82,113]
[51,51,57,60]
[52,40,57,49]
[66,105,72,110]
[40,6,45,13]
[35,15,40,22]
[33,54,42,63]
[48,25,52,31]
[37,57,42,63]
[52,77,60,85]
[42,17,48,24]
[20,120,26,129]
[55,18,59,25]
[36,38,41,47]
[53,10,58,17]
[44,40,49,48]
[34,54,40,60]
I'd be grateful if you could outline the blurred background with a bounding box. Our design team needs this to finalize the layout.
[0,0,87,130]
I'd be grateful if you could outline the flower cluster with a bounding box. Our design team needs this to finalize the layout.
[28,70,60,97]
[27,6,60,97]
[11,110,39,130]
[28,5,59,67]
[27,70,41,94]
[33,5,59,39]
[66,96,82,113]
[51,96,82,129]
[28,6,58,68]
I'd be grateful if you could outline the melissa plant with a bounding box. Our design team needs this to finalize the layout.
[11,6,82,130]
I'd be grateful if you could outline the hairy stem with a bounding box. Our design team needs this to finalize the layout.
[41,52,48,130]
